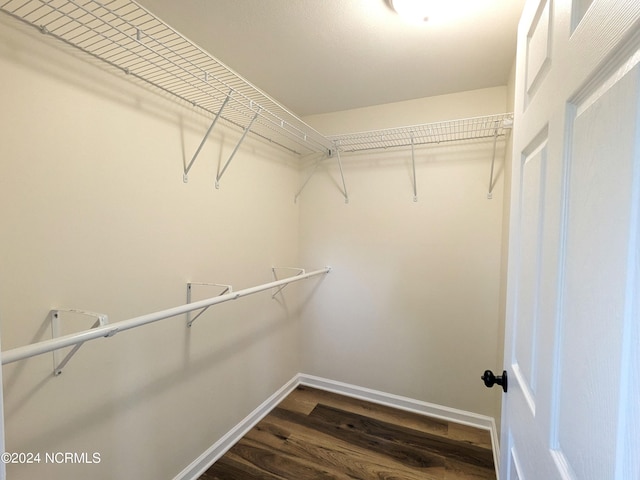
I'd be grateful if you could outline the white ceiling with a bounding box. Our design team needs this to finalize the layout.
[135,0,526,117]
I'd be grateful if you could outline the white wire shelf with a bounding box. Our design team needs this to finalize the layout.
[1,0,514,192]
[295,113,514,203]
[328,113,513,153]
[0,0,333,156]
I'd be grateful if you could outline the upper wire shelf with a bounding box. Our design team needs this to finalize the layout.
[0,0,333,156]
[328,113,513,153]
[1,1,514,164]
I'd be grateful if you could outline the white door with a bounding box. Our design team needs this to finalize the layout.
[501,0,640,479]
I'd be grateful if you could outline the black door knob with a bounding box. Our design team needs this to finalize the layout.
[481,369,508,392]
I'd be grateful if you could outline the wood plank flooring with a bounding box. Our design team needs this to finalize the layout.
[199,385,496,480]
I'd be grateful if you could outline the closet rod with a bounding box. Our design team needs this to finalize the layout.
[1,267,331,367]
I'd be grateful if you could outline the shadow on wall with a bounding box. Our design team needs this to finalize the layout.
[2,276,329,455]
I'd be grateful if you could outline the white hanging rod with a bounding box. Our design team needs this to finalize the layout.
[328,113,514,153]
[1,267,331,366]
[0,0,332,156]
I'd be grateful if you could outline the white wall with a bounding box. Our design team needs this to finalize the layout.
[298,87,509,418]
[303,86,508,133]
[0,19,308,480]
[0,13,512,480]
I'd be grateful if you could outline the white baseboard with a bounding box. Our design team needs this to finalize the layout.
[298,374,500,478]
[173,373,500,480]
[172,375,300,480]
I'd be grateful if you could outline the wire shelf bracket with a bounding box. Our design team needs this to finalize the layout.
[183,92,231,183]
[335,148,349,204]
[487,124,500,200]
[271,267,304,298]
[410,134,418,202]
[487,116,513,199]
[186,282,233,327]
[50,308,109,376]
[216,109,260,189]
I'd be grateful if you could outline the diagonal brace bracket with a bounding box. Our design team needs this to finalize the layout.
[216,109,260,189]
[333,145,349,204]
[51,309,109,376]
[186,283,233,327]
[271,267,305,298]
[410,133,418,202]
[487,116,512,199]
[184,92,231,183]
[487,122,500,200]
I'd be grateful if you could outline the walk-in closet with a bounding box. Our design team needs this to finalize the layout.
[1,1,639,479]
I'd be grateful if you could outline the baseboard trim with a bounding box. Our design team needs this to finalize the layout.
[298,374,500,478]
[174,372,501,480]
[172,375,300,480]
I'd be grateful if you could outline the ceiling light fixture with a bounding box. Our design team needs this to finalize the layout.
[389,0,430,24]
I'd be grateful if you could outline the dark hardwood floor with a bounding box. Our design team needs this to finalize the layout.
[199,385,496,480]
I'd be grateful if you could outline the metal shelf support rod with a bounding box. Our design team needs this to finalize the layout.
[216,110,260,188]
[411,134,418,202]
[183,92,231,183]
[1,267,331,367]
[487,123,499,200]
[335,148,349,204]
